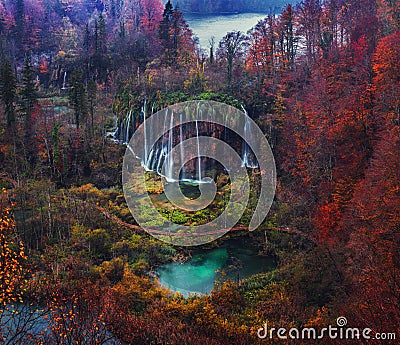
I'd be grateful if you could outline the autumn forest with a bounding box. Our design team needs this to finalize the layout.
[0,0,399,344]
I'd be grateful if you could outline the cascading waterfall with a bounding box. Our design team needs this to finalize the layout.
[195,120,202,182]
[241,106,258,168]
[165,112,175,181]
[149,106,154,152]
[61,71,67,90]
[179,113,185,180]
[125,110,131,144]
[142,99,148,169]
[156,109,169,174]
[113,100,259,184]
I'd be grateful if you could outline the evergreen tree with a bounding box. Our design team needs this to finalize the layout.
[14,0,25,46]
[20,55,37,117]
[98,13,107,54]
[110,0,116,18]
[119,21,126,38]
[0,59,17,128]
[21,55,38,168]
[159,1,192,66]
[84,23,91,79]
[69,70,87,129]
[0,12,6,62]
[209,36,215,64]
[94,19,99,55]
[87,78,97,133]
[93,14,108,82]
[159,0,174,45]
[0,9,4,37]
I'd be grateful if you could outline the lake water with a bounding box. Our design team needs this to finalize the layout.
[185,13,268,48]
[158,236,275,296]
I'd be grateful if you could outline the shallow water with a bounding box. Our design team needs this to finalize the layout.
[158,236,275,296]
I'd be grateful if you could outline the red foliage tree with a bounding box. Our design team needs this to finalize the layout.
[343,125,400,336]
[372,31,400,125]
[140,0,163,35]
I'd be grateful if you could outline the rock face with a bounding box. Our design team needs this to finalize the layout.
[169,0,296,14]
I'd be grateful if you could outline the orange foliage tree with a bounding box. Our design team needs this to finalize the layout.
[0,194,27,307]
[0,192,34,344]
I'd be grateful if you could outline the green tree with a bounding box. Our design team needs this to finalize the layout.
[69,69,87,129]
[87,78,97,133]
[20,55,37,116]
[98,13,107,55]
[119,21,126,38]
[159,0,174,64]
[21,55,38,168]
[0,58,16,128]
[83,23,91,79]
[52,122,60,175]
[110,0,116,18]
[159,0,174,41]
[0,10,4,37]
[0,11,6,56]
[93,13,108,82]
[209,36,215,64]
[159,1,193,67]
[14,0,25,46]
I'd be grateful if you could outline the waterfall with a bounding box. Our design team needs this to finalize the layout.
[113,100,251,183]
[223,111,229,174]
[195,120,202,182]
[156,109,169,174]
[142,99,148,169]
[241,106,258,168]
[149,106,154,149]
[125,110,131,144]
[150,147,159,171]
[61,71,67,89]
[241,115,249,167]
[146,114,156,171]
[111,117,120,140]
[147,148,154,171]
[165,112,175,181]
[156,147,164,174]
[179,113,185,180]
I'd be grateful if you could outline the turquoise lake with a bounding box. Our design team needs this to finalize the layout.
[158,236,275,296]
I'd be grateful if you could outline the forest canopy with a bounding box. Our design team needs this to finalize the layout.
[0,0,399,343]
